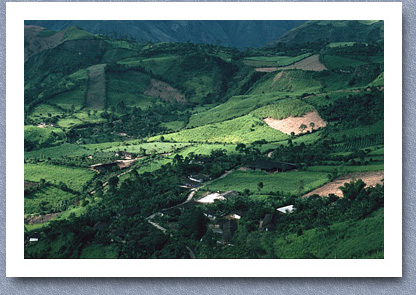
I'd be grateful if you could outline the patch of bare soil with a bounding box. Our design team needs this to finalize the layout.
[255,55,327,73]
[303,171,384,198]
[278,54,327,71]
[25,213,61,225]
[24,25,66,62]
[264,110,327,135]
[144,79,186,103]
[86,64,106,109]
[255,67,279,73]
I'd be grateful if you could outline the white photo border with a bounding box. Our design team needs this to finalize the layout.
[6,1,402,277]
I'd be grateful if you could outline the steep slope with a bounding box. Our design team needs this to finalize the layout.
[273,20,384,45]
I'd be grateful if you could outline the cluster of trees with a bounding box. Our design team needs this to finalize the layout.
[196,179,383,259]
[320,89,383,129]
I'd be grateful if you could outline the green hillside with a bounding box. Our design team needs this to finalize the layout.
[274,20,384,45]
[24,21,384,260]
[150,115,289,144]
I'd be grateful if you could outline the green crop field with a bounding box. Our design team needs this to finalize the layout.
[206,170,328,195]
[320,55,369,70]
[25,143,93,159]
[273,208,383,259]
[151,115,289,144]
[187,93,292,128]
[251,98,315,120]
[24,163,95,191]
[243,53,311,67]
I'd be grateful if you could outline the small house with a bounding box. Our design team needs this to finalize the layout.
[115,151,136,160]
[276,205,295,214]
[188,174,210,183]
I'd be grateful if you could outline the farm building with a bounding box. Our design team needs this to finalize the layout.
[188,174,210,183]
[182,178,201,188]
[259,213,280,231]
[115,151,136,160]
[246,160,296,173]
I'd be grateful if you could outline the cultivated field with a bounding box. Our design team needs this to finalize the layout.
[263,110,327,135]
[86,64,107,109]
[24,163,95,191]
[303,170,384,197]
[205,170,329,195]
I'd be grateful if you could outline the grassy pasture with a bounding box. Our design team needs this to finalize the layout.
[25,125,66,149]
[29,104,65,119]
[48,88,86,110]
[107,71,155,108]
[273,208,383,259]
[151,115,289,144]
[57,117,84,128]
[205,170,328,195]
[159,120,186,132]
[243,53,312,67]
[24,163,95,192]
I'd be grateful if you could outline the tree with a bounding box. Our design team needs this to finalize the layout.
[310,122,315,130]
[299,124,307,133]
[257,182,264,192]
[297,180,305,197]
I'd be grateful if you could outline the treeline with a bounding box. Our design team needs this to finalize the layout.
[320,89,383,129]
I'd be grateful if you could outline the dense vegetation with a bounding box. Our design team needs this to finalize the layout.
[24,21,384,259]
